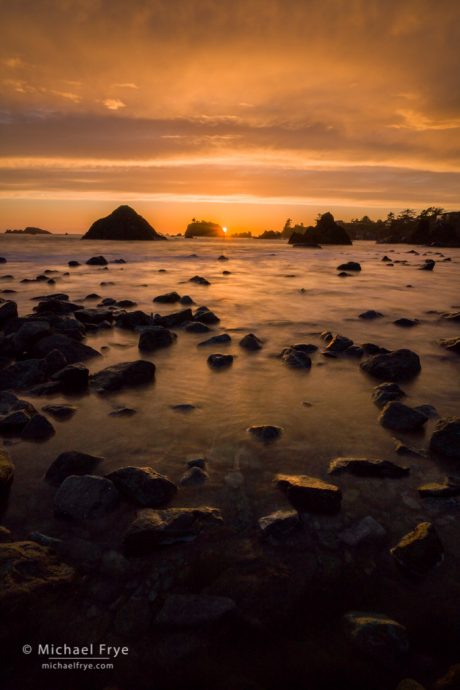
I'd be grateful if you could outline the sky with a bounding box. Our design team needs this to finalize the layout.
[1,0,460,235]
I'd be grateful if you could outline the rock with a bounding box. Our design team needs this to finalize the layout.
[51,363,89,392]
[189,275,210,286]
[329,457,409,478]
[90,360,155,393]
[123,506,223,555]
[12,320,51,351]
[32,334,100,363]
[0,358,49,391]
[429,418,460,459]
[247,425,282,442]
[154,308,193,329]
[434,664,460,689]
[82,205,166,241]
[325,334,354,353]
[239,333,263,350]
[0,448,14,489]
[441,311,460,322]
[116,310,153,330]
[414,404,438,419]
[338,271,350,277]
[198,334,231,347]
[179,466,208,486]
[109,407,136,417]
[289,212,351,245]
[193,307,220,324]
[337,261,361,271]
[439,337,460,355]
[45,451,104,485]
[417,477,460,498]
[0,541,74,607]
[0,300,18,325]
[339,516,387,547]
[34,298,82,315]
[344,611,409,661]
[390,522,444,577]
[258,510,301,541]
[394,441,424,457]
[106,466,177,507]
[186,458,206,469]
[361,349,421,381]
[359,310,384,319]
[180,295,194,305]
[395,679,426,690]
[170,403,195,413]
[138,326,176,351]
[54,474,119,519]
[281,347,312,369]
[379,401,428,432]
[41,404,77,420]
[74,308,114,325]
[276,474,342,513]
[86,255,108,265]
[155,594,236,626]
[184,321,210,333]
[0,410,31,434]
[207,354,233,369]
[116,299,136,308]
[68,260,80,267]
[372,382,406,407]
[0,526,12,541]
[217,255,228,261]
[21,413,55,440]
[394,318,419,327]
[153,292,181,304]
[381,256,391,262]
[420,259,435,271]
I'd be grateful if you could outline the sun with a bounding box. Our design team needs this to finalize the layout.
[222,226,228,234]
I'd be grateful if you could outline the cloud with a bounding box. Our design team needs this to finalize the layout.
[101,98,126,110]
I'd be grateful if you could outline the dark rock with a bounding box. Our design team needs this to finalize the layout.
[12,320,51,351]
[138,326,176,351]
[434,665,460,689]
[381,255,391,262]
[189,275,210,285]
[390,522,444,577]
[170,404,195,413]
[54,474,119,519]
[281,347,312,369]
[179,466,208,486]
[247,425,282,442]
[344,611,409,661]
[32,334,100,363]
[325,334,354,353]
[329,457,409,478]
[439,337,460,355]
[21,413,55,440]
[414,404,438,419]
[0,448,14,489]
[186,458,206,469]
[116,299,137,308]
[154,308,193,329]
[116,310,153,330]
[379,401,428,432]
[217,255,229,261]
[86,255,108,265]
[198,334,231,347]
[68,260,80,267]
[45,451,104,485]
[337,261,361,271]
[344,345,363,358]
[372,382,406,407]
[359,310,384,319]
[90,360,155,393]
[338,271,350,277]
[155,594,236,627]
[258,510,301,542]
[51,363,89,392]
[184,321,210,333]
[109,407,136,417]
[123,506,223,555]
[239,333,263,350]
[180,295,194,305]
[441,311,460,322]
[418,477,460,498]
[0,358,49,391]
[106,466,177,507]
[34,299,82,315]
[360,348,421,381]
[41,404,77,421]
[394,318,419,328]
[429,418,460,459]
[207,354,233,369]
[420,259,435,271]
[276,474,342,513]
[74,308,114,324]
[0,410,31,434]
[153,292,181,304]
[194,307,220,324]
[82,206,166,241]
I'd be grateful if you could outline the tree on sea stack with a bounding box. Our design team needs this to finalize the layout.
[82,205,166,241]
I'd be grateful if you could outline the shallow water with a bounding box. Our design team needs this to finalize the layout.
[1,235,459,542]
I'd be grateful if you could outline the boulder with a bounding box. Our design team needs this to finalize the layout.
[275,474,342,513]
[344,611,409,661]
[359,310,384,319]
[179,466,208,486]
[82,205,166,241]
[198,334,231,347]
[337,261,361,271]
[0,300,18,325]
[239,333,263,350]
[51,363,89,392]
[123,507,223,555]
[417,478,460,498]
[138,326,176,351]
[90,360,155,393]
[0,358,49,391]
[429,418,460,459]
[325,334,354,353]
[372,382,406,407]
[41,404,77,421]
[153,292,181,304]
[54,474,119,519]
[390,522,444,577]
[45,451,104,485]
[154,308,193,329]
[155,594,236,626]
[207,354,233,369]
[379,402,428,432]
[31,334,100,363]
[360,349,421,381]
[329,457,409,478]
[193,307,219,324]
[106,466,177,507]
[116,310,153,330]
[258,510,302,542]
[0,448,14,489]
[21,413,55,440]
[394,318,419,328]
[281,347,312,369]
[247,425,282,442]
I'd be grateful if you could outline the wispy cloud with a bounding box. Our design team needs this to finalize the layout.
[101,98,126,111]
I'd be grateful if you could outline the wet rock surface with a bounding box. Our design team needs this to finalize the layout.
[390,522,444,577]
[54,474,119,519]
[276,474,342,513]
[107,466,178,507]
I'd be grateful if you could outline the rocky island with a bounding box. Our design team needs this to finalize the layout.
[289,212,352,246]
[5,226,52,235]
[184,220,225,238]
[82,205,166,241]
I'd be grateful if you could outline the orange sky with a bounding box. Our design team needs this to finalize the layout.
[1,0,459,234]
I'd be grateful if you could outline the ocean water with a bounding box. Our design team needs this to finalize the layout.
[1,234,459,543]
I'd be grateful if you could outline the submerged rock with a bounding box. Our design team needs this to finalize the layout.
[394,318,419,328]
[207,354,233,369]
[239,333,263,350]
[281,347,312,369]
[54,474,119,519]
[107,466,177,507]
[41,404,77,421]
[138,326,176,351]
[123,506,223,555]
[390,522,444,577]
[155,594,236,627]
[45,451,104,485]
[359,310,384,319]
[276,474,342,513]
[429,418,460,459]
[344,611,409,661]
[329,457,409,478]
[90,360,155,393]
[379,401,428,432]
[337,261,361,271]
[372,382,406,407]
[325,334,354,353]
[179,466,208,486]
[439,337,460,355]
[247,425,282,442]
[361,349,421,381]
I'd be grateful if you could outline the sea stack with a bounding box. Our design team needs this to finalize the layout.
[185,220,225,238]
[289,212,352,245]
[82,205,166,241]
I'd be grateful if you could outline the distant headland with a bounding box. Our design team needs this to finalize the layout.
[5,226,52,235]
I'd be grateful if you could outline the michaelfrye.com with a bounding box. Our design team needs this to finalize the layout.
[21,642,129,671]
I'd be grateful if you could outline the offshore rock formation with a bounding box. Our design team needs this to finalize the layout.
[82,205,166,241]
[184,220,224,238]
[5,226,51,235]
[289,212,352,246]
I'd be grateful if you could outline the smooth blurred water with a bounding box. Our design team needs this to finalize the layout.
[1,234,459,541]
